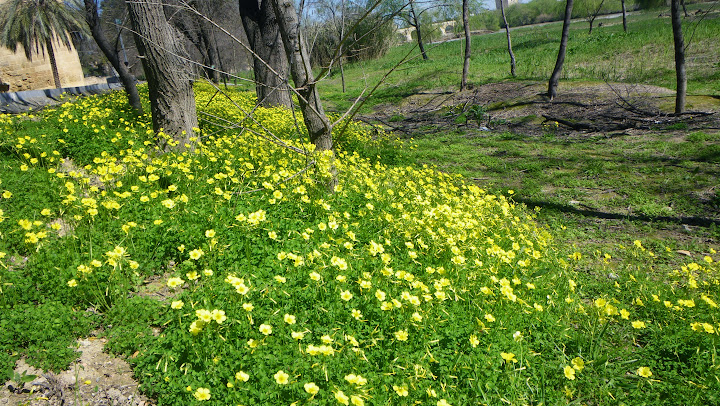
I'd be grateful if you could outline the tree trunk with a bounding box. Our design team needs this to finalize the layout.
[460,0,470,90]
[127,0,199,151]
[271,0,332,152]
[195,1,221,83]
[46,39,62,88]
[548,0,573,100]
[83,0,143,113]
[500,1,516,77]
[339,0,346,93]
[621,0,627,32]
[410,0,428,60]
[587,0,605,34]
[239,0,292,108]
[671,0,686,114]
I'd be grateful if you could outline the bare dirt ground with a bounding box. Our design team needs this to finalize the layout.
[362,80,720,139]
[1,338,151,406]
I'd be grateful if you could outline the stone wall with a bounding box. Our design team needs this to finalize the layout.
[0,1,85,92]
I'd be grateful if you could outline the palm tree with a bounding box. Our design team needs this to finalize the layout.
[0,0,87,89]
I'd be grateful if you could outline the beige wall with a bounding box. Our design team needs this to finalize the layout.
[0,0,85,91]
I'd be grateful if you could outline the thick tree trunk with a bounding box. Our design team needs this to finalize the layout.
[410,0,428,60]
[46,40,62,88]
[621,0,627,32]
[127,0,198,151]
[671,0,686,114]
[239,0,292,108]
[548,0,573,100]
[271,0,332,152]
[195,1,221,83]
[84,0,143,113]
[500,1,516,77]
[460,0,470,90]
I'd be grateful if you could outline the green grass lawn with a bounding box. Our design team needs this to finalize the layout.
[0,5,719,405]
[319,6,720,113]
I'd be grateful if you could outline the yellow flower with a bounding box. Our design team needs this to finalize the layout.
[167,277,184,288]
[394,330,409,341]
[340,290,353,301]
[620,309,630,320]
[304,382,319,395]
[631,320,646,329]
[189,321,204,335]
[235,371,250,382]
[40,208,51,216]
[274,370,289,385]
[500,352,518,363]
[335,390,350,405]
[485,314,496,322]
[375,290,386,301]
[196,309,212,323]
[469,334,479,347]
[259,324,273,335]
[351,309,363,320]
[571,357,585,371]
[211,309,226,324]
[284,314,297,324]
[188,249,204,260]
[393,385,409,397]
[637,367,652,378]
[193,387,210,401]
[351,395,364,406]
[67,279,78,287]
[2,191,11,199]
[171,300,184,309]
[564,365,576,380]
[437,400,451,406]
[205,229,216,238]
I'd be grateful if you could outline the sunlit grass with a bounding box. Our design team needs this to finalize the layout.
[0,83,718,405]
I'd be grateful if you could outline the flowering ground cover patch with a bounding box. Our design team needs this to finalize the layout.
[0,84,718,405]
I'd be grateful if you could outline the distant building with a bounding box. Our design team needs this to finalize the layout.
[495,0,519,10]
[0,0,85,91]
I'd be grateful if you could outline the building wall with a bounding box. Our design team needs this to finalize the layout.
[495,0,519,10]
[0,0,85,91]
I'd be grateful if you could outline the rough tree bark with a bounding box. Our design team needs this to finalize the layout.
[621,0,627,32]
[45,39,62,89]
[83,0,143,113]
[500,0,516,77]
[126,0,198,151]
[671,0,686,114]
[409,0,428,60]
[170,1,221,83]
[548,0,573,100]
[271,0,333,152]
[239,0,292,108]
[460,0,470,90]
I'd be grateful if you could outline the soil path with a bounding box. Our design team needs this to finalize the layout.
[362,81,720,139]
[2,337,152,406]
